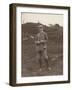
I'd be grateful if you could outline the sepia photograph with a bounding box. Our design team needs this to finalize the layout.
[9,3,70,86]
[21,13,63,77]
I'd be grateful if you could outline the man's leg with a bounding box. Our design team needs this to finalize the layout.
[37,51,42,71]
[44,49,51,70]
[44,49,48,68]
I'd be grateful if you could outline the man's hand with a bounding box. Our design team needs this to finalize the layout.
[40,40,47,43]
[35,41,40,44]
[35,40,47,44]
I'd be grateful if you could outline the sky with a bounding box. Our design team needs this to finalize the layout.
[21,13,63,26]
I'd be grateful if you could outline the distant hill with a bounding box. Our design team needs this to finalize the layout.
[21,22,63,43]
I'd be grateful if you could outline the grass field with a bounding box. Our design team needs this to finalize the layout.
[21,37,63,77]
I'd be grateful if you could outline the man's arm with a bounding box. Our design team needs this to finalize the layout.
[45,33,48,41]
[35,34,40,44]
[40,32,48,43]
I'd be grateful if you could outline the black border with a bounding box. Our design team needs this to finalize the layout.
[9,3,70,86]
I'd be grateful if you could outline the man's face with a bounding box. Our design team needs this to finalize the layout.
[38,26,43,32]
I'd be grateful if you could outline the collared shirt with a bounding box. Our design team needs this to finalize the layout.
[35,31,48,51]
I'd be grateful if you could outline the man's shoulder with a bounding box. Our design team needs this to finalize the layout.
[43,31,47,36]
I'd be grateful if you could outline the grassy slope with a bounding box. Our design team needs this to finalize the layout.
[21,23,63,77]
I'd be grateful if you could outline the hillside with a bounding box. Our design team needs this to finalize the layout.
[21,22,63,43]
[21,22,63,77]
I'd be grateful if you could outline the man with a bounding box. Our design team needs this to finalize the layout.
[35,24,49,71]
